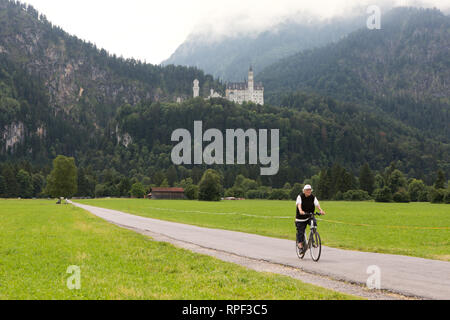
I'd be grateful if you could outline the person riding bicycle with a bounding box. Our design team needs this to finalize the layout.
[296,185,326,252]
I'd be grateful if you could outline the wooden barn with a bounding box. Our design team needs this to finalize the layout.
[148,187,185,200]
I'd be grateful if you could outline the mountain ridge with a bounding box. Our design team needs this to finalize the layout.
[259,7,449,139]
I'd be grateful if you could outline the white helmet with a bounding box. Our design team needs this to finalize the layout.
[303,184,313,191]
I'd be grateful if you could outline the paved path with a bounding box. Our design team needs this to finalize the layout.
[72,202,450,300]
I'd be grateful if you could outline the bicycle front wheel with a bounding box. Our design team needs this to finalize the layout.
[309,231,321,262]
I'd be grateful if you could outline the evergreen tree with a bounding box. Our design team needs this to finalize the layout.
[166,166,178,187]
[387,169,407,194]
[359,163,375,195]
[16,169,33,198]
[160,179,169,187]
[1,165,18,198]
[434,169,446,189]
[317,169,332,200]
[118,177,131,197]
[0,175,6,197]
[32,174,45,197]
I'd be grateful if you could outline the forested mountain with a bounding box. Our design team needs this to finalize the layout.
[107,95,447,188]
[0,0,221,161]
[259,7,450,140]
[0,1,448,199]
[163,15,366,81]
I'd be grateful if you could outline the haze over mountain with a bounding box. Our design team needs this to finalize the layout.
[163,15,367,81]
[259,7,450,141]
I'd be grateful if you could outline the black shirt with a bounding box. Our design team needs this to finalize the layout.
[296,193,316,220]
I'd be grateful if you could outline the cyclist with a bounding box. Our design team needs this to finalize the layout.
[296,185,326,252]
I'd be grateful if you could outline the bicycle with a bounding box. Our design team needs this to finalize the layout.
[296,212,322,262]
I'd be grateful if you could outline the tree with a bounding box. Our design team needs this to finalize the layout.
[359,163,375,195]
[152,171,166,186]
[77,169,96,197]
[198,169,223,201]
[166,166,178,187]
[393,190,410,203]
[374,187,393,202]
[0,175,6,197]
[44,156,78,198]
[387,169,407,193]
[130,182,146,198]
[408,179,425,202]
[160,179,169,187]
[317,169,332,200]
[434,169,446,189]
[32,174,45,197]
[118,177,131,197]
[179,178,198,200]
[2,165,18,198]
[16,170,33,198]
[290,183,303,200]
[184,184,199,200]
[429,188,445,204]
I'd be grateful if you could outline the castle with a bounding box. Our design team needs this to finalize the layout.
[192,67,264,105]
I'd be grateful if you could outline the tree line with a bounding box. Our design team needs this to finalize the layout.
[1,156,448,205]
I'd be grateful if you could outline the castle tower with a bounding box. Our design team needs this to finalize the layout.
[193,79,200,98]
[248,66,254,94]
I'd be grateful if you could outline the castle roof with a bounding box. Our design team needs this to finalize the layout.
[226,81,264,91]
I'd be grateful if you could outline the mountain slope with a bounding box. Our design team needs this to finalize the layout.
[163,16,366,81]
[0,1,447,187]
[259,7,450,140]
[0,0,221,159]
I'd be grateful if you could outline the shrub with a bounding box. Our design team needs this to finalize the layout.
[393,190,410,203]
[429,188,445,204]
[444,190,450,204]
[268,189,290,200]
[184,184,199,200]
[246,187,271,199]
[130,182,146,199]
[342,189,371,201]
[334,191,344,201]
[289,183,303,200]
[374,187,393,203]
[418,190,429,202]
[224,187,245,198]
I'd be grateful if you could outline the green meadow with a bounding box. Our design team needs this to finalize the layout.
[77,199,450,261]
[0,199,356,300]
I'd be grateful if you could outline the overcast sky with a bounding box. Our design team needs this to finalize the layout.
[22,0,450,64]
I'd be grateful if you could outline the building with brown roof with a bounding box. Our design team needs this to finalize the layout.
[148,187,185,200]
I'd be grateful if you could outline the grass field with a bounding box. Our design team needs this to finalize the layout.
[77,199,450,261]
[0,199,357,300]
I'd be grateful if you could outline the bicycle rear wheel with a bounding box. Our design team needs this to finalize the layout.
[309,231,321,262]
